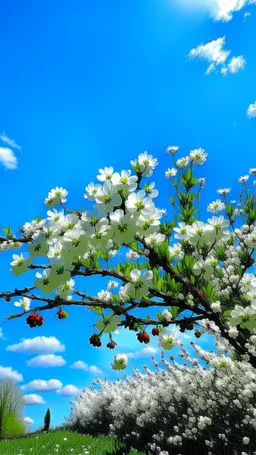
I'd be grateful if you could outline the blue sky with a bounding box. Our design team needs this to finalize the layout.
[0,0,255,430]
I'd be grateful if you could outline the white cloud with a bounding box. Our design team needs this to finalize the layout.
[70,360,103,375]
[23,416,34,425]
[21,379,63,392]
[56,384,80,397]
[0,132,21,150]
[243,10,252,18]
[171,0,256,22]
[188,36,245,75]
[247,101,256,118]
[7,336,65,355]
[0,147,18,170]
[26,354,66,368]
[126,347,157,359]
[87,365,104,374]
[23,394,46,405]
[0,365,23,382]
[221,55,246,75]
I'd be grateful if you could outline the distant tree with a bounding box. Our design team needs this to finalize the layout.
[43,408,51,431]
[0,378,25,438]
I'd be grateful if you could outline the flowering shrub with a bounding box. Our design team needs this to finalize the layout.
[0,146,256,370]
[67,337,256,455]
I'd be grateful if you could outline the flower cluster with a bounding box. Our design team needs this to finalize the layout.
[67,337,256,455]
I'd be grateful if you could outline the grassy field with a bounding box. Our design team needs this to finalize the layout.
[0,430,146,455]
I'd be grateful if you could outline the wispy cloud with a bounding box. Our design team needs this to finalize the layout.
[247,101,256,118]
[0,132,21,150]
[70,360,104,375]
[243,10,252,19]
[171,0,256,22]
[0,147,18,170]
[26,354,66,368]
[7,336,65,354]
[188,36,246,75]
[0,328,5,340]
[221,56,246,75]
[126,346,157,359]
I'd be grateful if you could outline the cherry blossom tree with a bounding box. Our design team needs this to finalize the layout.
[1,146,256,370]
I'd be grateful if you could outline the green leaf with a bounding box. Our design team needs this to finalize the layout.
[168,306,182,319]
[201,283,216,300]
[223,310,232,319]
[156,311,164,322]
[90,306,103,315]
[184,255,197,271]
[2,225,12,238]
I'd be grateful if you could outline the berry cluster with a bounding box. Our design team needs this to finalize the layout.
[106,341,116,349]
[26,313,44,328]
[89,334,102,347]
[137,331,150,344]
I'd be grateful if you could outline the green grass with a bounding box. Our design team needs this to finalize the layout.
[0,430,146,455]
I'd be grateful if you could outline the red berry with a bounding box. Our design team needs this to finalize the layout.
[137,332,145,343]
[143,333,150,344]
[58,311,65,320]
[96,340,102,347]
[152,328,159,336]
[194,330,201,339]
[30,321,37,328]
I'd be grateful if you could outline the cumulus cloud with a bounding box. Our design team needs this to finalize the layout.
[0,365,23,382]
[23,416,34,425]
[21,379,63,392]
[126,347,157,359]
[26,354,66,368]
[0,147,18,170]
[7,336,65,354]
[70,361,104,375]
[188,36,245,75]
[171,0,256,22]
[23,394,46,405]
[247,101,256,118]
[0,132,21,150]
[56,384,80,397]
